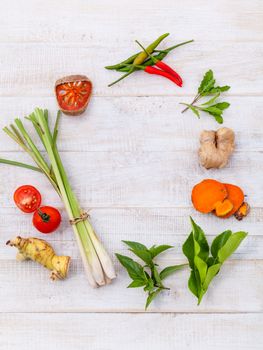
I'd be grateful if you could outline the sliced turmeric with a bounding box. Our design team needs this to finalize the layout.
[234,202,250,221]
[192,179,249,220]
[6,236,71,280]
[221,183,244,218]
[214,199,233,217]
[191,179,228,213]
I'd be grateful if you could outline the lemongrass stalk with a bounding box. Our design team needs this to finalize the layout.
[3,126,60,193]
[0,158,42,172]
[34,108,108,286]
[1,108,116,287]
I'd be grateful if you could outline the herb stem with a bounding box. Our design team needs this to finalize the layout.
[181,93,201,113]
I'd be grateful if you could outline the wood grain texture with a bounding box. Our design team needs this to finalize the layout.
[0,0,263,348]
[0,96,263,152]
[1,313,262,350]
[0,150,262,207]
[0,42,262,97]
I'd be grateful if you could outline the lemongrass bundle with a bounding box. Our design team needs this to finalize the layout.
[0,108,116,287]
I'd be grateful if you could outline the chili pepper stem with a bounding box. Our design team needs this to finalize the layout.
[108,69,135,87]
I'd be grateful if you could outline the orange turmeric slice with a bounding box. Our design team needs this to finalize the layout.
[221,183,244,218]
[234,202,250,221]
[214,199,234,217]
[191,179,228,213]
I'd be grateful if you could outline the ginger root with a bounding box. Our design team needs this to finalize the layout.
[199,127,235,169]
[6,236,70,280]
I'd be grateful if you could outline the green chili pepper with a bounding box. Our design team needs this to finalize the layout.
[107,37,194,87]
[116,40,194,72]
[105,52,140,70]
[133,33,169,65]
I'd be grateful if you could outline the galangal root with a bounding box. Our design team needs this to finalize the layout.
[6,236,71,280]
[199,127,235,169]
[191,179,249,220]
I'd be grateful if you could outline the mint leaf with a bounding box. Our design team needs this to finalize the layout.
[198,70,215,95]
[210,85,230,93]
[201,92,220,106]
[180,70,230,123]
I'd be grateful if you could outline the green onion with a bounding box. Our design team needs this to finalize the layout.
[0,108,116,287]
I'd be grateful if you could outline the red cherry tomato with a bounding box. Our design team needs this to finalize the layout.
[33,206,61,234]
[14,185,41,213]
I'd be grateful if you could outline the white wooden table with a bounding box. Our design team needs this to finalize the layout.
[0,1,262,349]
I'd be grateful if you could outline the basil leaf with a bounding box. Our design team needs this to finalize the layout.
[144,278,155,292]
[217,231,247,263]
[160,264,187,280]
[194,256,207,284]
[129,249,153,265]
[145,288,162,310]
[152,266,163,286]
[202,263,221,291]
[122,241,147,251]
[190,217,209,261]
[115,253,146,281]
[149,244,173,258]
[128,280,147,288]
[188,271,199,298]
[198,70,215,95]
[211,230,232,258]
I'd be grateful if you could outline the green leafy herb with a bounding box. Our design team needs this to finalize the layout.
[116,241,186,310]
[182,217,247,305]
[180,69,230,123]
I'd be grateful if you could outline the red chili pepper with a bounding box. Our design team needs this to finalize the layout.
[154,60,183,85]
[144,66,182,87]
[135,40,183,86]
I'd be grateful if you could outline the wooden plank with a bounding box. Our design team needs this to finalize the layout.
[0,42,262,97]
[0,0,262,43]
[0,313,263,350]
[0,96,262,152]
[0,150,262,207]
[0,259,262,313]
[0,208,262,260]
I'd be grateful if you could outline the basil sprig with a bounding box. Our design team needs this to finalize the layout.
[183,217,247,305]
[181,69,230,123]
[116,241,186,309]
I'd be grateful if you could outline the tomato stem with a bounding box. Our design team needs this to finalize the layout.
[37,209,50,222]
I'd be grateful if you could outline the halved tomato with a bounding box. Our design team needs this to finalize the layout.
[14,185,41,213]
[55,75,92,116]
